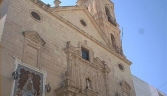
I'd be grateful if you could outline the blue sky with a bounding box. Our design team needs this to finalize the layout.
[112,0,167,94]
[42,0,167,95]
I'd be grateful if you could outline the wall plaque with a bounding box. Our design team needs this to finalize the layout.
[11,58,46,96]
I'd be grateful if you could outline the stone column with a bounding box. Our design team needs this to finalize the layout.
[102,61,110,96]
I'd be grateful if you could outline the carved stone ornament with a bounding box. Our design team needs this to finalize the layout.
[55,41,109,96]
[22,31,46,46]
[120,81,131,94]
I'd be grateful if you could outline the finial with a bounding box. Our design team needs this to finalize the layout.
[76,0,85,5]
[54,0,61,7]
[76,0,81,5]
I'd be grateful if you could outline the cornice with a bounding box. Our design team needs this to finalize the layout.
[29,0,132,65]
[29,0,51,10]
[55,85,81,95]
[22,31,46,46]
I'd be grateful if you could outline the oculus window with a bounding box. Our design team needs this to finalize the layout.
[80,19,87,27]
[31,11,41,20]
[118,64,125,71]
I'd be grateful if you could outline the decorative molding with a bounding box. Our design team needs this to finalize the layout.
[28,0,131,65]
[22,31,46,69]
[22,31,46,46]
[56,41,111,96]
[84,88,98,96]
[120,81,131,94]
[29,0,51,10]
[78,41,94,63]
[52,7,131,65]
[64,41,110,73]
[29,9,43,22]
[55,85,83,96]
[52,6,112,49]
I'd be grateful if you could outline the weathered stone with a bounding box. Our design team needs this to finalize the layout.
[0,0,136,96]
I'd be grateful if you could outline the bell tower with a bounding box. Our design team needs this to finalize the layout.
[77,0,123,55]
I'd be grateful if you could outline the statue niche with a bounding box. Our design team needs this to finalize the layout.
[86,78,92,89]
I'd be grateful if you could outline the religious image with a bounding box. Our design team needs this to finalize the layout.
[14,65,43,96]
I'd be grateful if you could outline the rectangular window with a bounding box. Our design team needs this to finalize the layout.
[81,47,89,61]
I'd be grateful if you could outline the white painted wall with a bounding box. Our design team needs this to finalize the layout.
[132,75,166,96]
[132,75,151,96]
[149,85,159,96]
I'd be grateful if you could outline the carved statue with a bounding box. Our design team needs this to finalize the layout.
[86,78,91,89]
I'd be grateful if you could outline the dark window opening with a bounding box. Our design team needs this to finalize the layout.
[80,20,87,26]
[31,12,41,20]
[105,7,112,22]
[111,33,116,46]
[118,64,124,71]
[105,7,117,26]
[105,7,110,17]
[82,47,89,61]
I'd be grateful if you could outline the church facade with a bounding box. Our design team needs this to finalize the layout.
[0,0,136,96]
